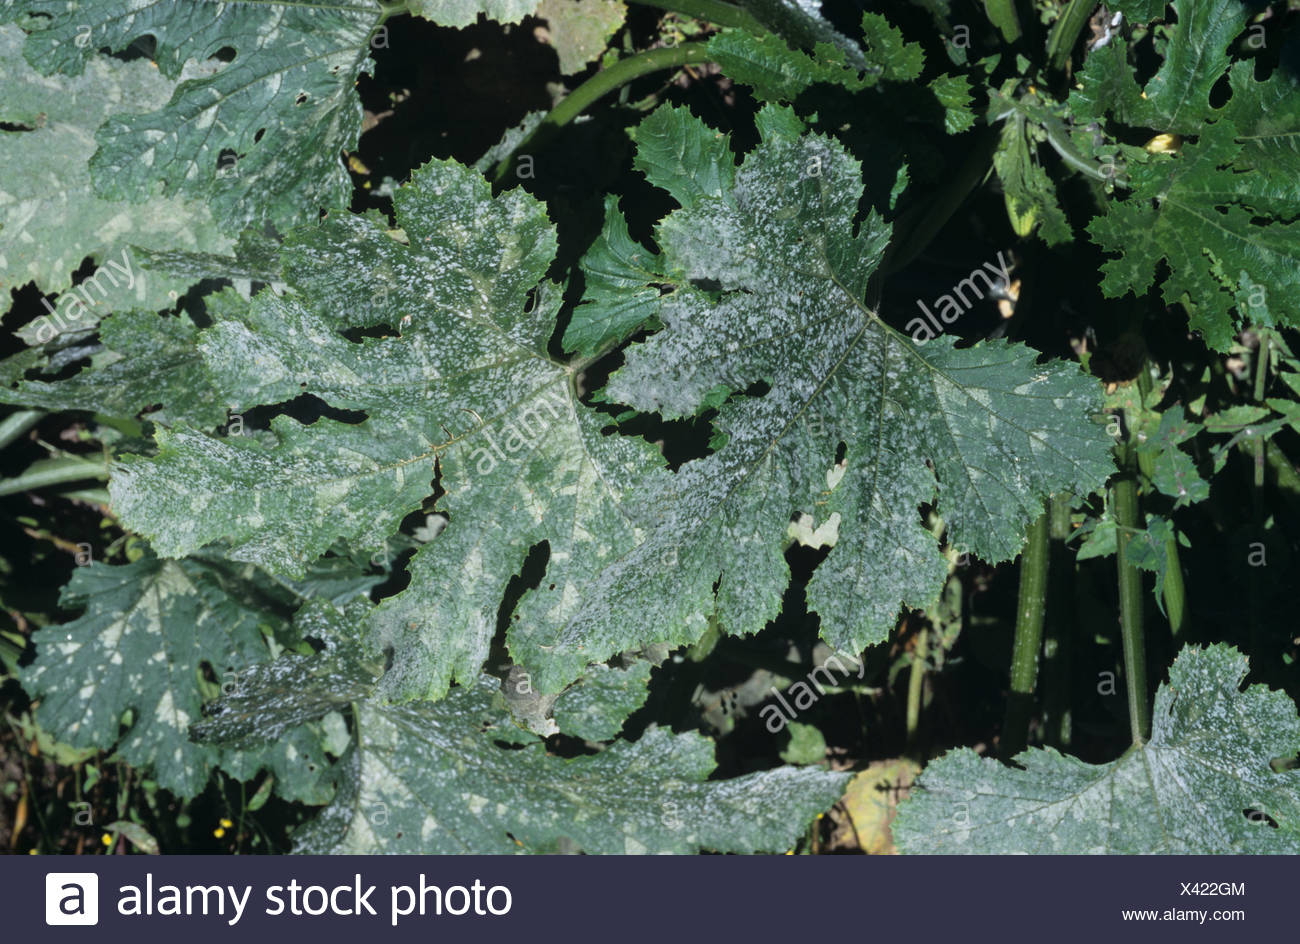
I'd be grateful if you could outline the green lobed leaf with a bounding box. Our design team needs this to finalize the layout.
[551,660,653,740]
[562,195,671,357]
[404,0,542,27]
[706,29,877,103]
[536,0,626,74]
[1067,1,1300,347]
[705,13,969,131]
[112,105,1111,700]
[192,600,383,748]
[549,104,1113,679]
[0,24,229,318]
[858,11,923,81]
[293,674,848,854]
[111,157,666,702]
[1223,62,1300,177]
[1,0,385,232]
[21,555,332,800]
[1070,0,1252,134]
[894,644,1300,853]
[0,309,227,428]
[1136,406,1208,506]
[929,74,975,134]
[1087,121,1300,351]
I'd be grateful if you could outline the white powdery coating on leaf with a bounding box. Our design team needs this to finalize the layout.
[894,645,1300,854]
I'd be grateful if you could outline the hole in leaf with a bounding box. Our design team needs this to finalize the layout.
[341,323,400,342]
[497,541,550,635]
[295,92,309,105]
[369,538,417,600]
[1243,808,1279,828]
[690,277,724,293]
[109,34,156,63]
[1208,71,1232,110]
[544,732,600,757]
[241,393,367,429]
[253,127,266,143]
[213,46,237,63]
[611,408,721,470]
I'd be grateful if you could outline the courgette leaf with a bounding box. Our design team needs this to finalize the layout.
[22,555,334,801]
[111,104,1112,702]
[3,0,383,231]
[0,23,229,320]
[895,645,1300,854]
[293,674,848,854]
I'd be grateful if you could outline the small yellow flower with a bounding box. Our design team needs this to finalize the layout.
[213,827,226,839]
[28,849,38,855]
[219,817,233,829]
[100,833,113,847]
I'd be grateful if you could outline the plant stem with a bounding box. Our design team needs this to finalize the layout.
[626,0,766,33]
[1129,357,1186,639]
[0,410,42,452]
[1260,438,1300,515]
[493,43,711,185]
[1162,529,1186,639]
[1046,0,1095,73]
[1249,330,1271,660]
[1001,508,1049,759]
[906,622,929,753]
[59,487,112,506]
[378,1,407,24]
[1042,492,1074,748]
[1252,330,1271,500]
[0,456,108,497]
[1253,330,1271,401]
[1113,468,1150,743]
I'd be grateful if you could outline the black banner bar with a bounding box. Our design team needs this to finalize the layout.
[3,854,1285,942]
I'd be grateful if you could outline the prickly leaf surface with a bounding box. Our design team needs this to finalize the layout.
[894,645,1300,853]
[293,674,849,854]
